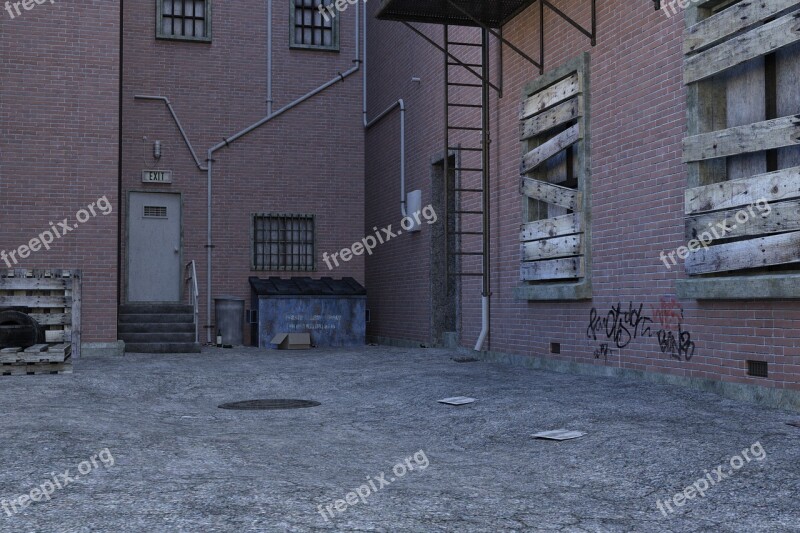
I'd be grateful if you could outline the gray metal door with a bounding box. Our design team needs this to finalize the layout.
[128,192,182,302]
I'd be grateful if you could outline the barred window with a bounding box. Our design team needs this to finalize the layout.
[158,0,211,42]
[290,0,339,51]
[252,214,315,271]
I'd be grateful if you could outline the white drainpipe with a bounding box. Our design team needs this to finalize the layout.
[360,1,407,217]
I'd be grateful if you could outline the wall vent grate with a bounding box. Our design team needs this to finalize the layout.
[747,360,769,378]
[550,342,561,354]
[144,206,168,218]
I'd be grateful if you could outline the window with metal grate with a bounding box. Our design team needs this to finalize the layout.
[252,214,315,271]
[291,0,339,51]
[158,0,211,42]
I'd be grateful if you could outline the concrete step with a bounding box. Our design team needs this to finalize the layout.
[119,303,194,315]
[124,342,201,354]
[118,322,195,334]
[119,313,194,324]
[119,332,196,343]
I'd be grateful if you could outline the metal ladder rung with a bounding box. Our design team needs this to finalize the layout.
[448,231,483,235]
[448,62,482,68]
[451,252,484,256]
[453,168,483,172]
[453,188,483,193]
[448,147,482,152]
[447,103,482,108]
[447,82,483,88]
[448,126,483,131]
[453,210,483,215]
[448,41,483,47]
[448,272,484,277]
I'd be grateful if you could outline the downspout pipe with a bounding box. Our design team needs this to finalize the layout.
[134,95,208,171]
[365,100,406,217]
[474,27,492,352]
[266,0,273,115]
[360,0,407,217]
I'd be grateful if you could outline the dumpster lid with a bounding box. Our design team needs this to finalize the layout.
[249,277,366,296]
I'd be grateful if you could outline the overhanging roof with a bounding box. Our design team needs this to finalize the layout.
[377,0,539,28]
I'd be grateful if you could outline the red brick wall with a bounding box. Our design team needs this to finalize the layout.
[0,0,120,343]
[365,1,800,390]
[121,0,365,342]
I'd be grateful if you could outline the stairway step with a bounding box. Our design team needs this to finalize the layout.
[119,313,194,324]
[119,303,194,315]
[118,323,195,334]
[119,332,196,343]
[125,342,201,354]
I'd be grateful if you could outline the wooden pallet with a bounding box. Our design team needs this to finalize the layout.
[0,362,72,376]
[0,343,72,364]
[0,269,81,360]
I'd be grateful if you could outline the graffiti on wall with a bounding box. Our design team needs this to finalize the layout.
[587,297,695,362]
[652,296,695,361]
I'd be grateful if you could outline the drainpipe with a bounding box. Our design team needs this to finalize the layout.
[133,96,207,171]
[203,7,361,344]
[361,0,407,217]
[266,0,273,115]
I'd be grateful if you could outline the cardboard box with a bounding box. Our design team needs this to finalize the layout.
[270,333,312,350]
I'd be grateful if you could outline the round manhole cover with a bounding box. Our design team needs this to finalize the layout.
[218,399,321,411]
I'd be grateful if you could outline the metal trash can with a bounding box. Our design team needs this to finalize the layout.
[249,277,367,349]
[214,297,245,346]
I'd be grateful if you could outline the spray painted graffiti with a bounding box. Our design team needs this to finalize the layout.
[587,298,695,362]
[652,296,695,361]
[593,343,614,362]
[587,302,653,349]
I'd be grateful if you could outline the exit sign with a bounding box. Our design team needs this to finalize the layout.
[142,170,173,184]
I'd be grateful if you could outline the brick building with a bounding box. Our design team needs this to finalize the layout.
[2,0,800,407]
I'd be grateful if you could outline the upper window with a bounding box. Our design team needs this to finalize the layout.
[157,0,211,42]
[290,0,339,51]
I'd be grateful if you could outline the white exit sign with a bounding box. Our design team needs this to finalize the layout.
[142,170,173,184]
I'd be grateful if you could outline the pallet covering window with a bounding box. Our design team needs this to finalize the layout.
[678,0,800,299]
[157,0,212,42]
[516,53,592,301]
[252,214,316,272]
[291,0,339,51]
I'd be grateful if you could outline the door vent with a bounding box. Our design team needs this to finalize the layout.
[747,360,769,378]
[550,342,561,354]
[144,206,167,218]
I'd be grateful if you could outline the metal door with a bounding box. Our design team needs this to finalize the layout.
[127,192,182,302]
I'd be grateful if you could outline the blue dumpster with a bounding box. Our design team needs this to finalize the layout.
[249,277,367,349]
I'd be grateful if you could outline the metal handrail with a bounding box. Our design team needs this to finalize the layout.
[185,261,200,343]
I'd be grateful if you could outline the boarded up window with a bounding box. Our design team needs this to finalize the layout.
[682,0,800,276]
[518,54,590,288]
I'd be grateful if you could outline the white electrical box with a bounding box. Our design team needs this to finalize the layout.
[406,190,423,232]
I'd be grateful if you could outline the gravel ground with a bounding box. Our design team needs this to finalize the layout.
[0,345,798,532]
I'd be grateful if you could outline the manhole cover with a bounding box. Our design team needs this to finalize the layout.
[218,399,320,411]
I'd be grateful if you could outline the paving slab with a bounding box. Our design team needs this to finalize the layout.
[0,345,797,532]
